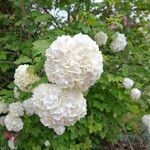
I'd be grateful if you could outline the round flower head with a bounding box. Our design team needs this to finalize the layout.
[8,137,16,150]
[142,115,150,127]
[44,140,50,147]
[14,64,39,91]
[32,83,87,135]
[142,115,150,133]
[23,99,34,116]
[0,101,8,114]
[45,33,103,91]
[110,33,127,52]
[4,115,23,132]
[123,78,134,89]
[94,31,108,46]
[8,102,24,117]
[131,88,141,100]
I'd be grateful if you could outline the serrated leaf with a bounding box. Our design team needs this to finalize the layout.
[35,14,50,23]
[32,40,50,57]
[15,55,32,64]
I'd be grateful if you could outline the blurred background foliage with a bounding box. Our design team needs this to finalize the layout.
[0,0,150,149]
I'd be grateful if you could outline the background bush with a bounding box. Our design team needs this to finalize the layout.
[0,0,150,149]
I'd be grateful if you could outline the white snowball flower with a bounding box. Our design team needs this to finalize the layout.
[94,31,108,46]
[142,115,150,127]
[14,87,20,99]
[131,88,141,100]
[14,64,39,91]
[142,115,150,133]
[110,33,127,52]
[54,126,65,135]
[8,102,24,117]
[23,99,34,116]
[123,78,134,89]
[32,83,87,135]
[44,140,50,147]
[45,33,103,91]
[8,137,16,150]
[0,101,8,114]
[0,116,5,126]
[4,115,23,132]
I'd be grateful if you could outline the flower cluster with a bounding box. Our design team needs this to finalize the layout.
[110,33,127,52]
[4,115,23,132]
[94,31,108,46]
[44,140,50,147]
[8,137,16,150]
[123,78,134,89]
[10,33,103,135]
[14,64,39,91]
[122,78,141,101]
[8,102,24,117]
[142,115,150,133]
[45,33,103,91]
[4,102,24,132]
[32,83,87,135]
[0,101,8,114]
[131,88,141,100]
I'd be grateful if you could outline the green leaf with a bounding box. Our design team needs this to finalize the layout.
[32,40,50,57]
[35,14,50,23]
[15,55,32,64]
[0,52,6,60]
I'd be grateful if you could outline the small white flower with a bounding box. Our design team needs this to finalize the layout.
[8,102,24,117]
[4,115,23,132]
[0,101,8,114]
[123,78,134,89]
[131,88,141,100]
[8,137,16,150]
[44,140,50,147]
[91,0,104,3]
[14,87,20,99]
[23,99,34,116]
[54,126,65,135]
[94,31,108,46]
[45,33,103,91]
[110,33,127,52]
[135,17,140,23]
[0,116,5,126]
[14,64,39,91]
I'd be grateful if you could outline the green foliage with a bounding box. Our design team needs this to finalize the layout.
[0,0,150,149]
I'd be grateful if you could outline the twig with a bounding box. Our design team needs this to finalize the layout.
[3,51,18,55]
[43,7,61,29]
[0,61,16,64]
[118,125,134,150]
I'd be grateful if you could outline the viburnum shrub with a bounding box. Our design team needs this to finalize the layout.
[0,0,150,149]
